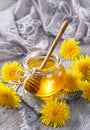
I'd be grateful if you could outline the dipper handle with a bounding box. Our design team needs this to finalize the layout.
[39,20,69,69]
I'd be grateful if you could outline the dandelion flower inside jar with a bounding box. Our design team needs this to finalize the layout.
[23,52,66,98]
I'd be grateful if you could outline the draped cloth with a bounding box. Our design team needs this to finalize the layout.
[0,0,90,60]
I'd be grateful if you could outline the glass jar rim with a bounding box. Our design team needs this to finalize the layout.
[23,51,61,75]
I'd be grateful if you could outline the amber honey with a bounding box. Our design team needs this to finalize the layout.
[23,52,66,98]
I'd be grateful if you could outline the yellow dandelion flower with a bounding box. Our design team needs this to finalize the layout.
[40,99,70,128]
[71,55,90,81]
[59,39,80,59]
[1,61,22,82]
[0,82,21,108]
[63,71,81,93]
[81,81,90,101]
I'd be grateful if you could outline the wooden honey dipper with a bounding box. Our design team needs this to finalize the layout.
[23,20,69,94]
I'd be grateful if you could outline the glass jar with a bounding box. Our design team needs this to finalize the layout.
[23,51,66,99]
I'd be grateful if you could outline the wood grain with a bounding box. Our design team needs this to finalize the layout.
[0,43,90,130]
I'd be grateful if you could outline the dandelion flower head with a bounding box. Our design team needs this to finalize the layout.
[81,81,90,101]
[71,55,90,81]
[40,99,70,128]
[1,61,22,82]
[59,39,80,59]
[62,70,81,93]
[0,82,21,108]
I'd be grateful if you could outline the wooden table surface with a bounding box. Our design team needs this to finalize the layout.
[0,42,90,130]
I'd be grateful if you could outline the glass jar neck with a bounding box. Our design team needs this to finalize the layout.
[23,52,61,75]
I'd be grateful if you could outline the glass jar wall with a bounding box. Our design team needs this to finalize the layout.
[23,52,66,98]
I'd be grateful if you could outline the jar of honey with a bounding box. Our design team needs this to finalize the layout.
[23,51,66,99]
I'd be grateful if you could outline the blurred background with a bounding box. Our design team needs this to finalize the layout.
[0,0,16,11]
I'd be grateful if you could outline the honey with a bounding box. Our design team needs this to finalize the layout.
[28,59,55,70]
[23,52,66,98]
